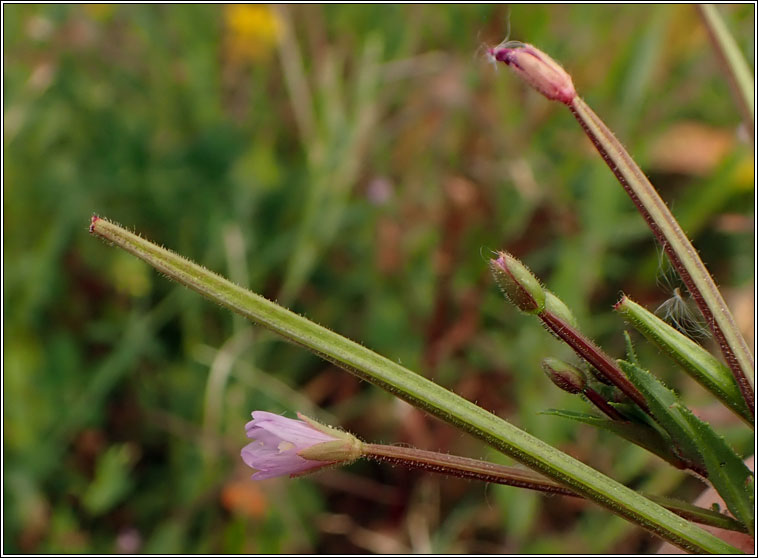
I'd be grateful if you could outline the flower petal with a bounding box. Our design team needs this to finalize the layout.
[247,411,335,449]
[241,412,340,480]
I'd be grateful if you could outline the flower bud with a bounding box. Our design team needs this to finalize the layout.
[489,42,576,105]
[542,358,587,394]
[490,251,546,315]
[544,291,579,329]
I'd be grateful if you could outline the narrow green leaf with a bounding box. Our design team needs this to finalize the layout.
[616,296,753,426]
[675,403,754,531]
[542,409,686,471]
[619,360,706,470]
[623,331,640,367]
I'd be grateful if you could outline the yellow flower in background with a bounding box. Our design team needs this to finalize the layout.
[85,4,116,21]
[224,4,281,62]
[733,153,755,191]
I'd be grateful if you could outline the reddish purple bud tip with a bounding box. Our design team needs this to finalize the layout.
[490,251,546,315]
[489,41,576,105]
[90,215,100,233]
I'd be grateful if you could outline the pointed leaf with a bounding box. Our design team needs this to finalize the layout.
[616,296,752,425]
[623,331,640,367]
[619,360,706,471]
[675,403,754,531]
[541,409,686,471]
[621,360,753,529]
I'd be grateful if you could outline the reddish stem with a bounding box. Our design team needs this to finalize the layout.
[539,308,651,415]
[567,99,754,418]
[363,443,576,496]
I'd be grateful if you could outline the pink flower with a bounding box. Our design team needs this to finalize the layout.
[241,411,362,480]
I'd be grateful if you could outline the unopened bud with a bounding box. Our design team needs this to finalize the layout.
[544,291,579,329]
[489,42,576,105]
[490,251,546,314]
[542,358,587,394]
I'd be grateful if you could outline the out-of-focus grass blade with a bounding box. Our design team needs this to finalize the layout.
[697,4,755,137]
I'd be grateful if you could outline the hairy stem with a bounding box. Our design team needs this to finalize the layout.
[362,443,749,534]
[583,387,627,421]
[568,97,754,416]
[539,308,650,414]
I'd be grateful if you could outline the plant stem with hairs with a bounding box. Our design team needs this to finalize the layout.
[488,40,754,418]
[89,216,741,553]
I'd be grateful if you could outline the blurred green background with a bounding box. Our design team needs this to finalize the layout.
[4,4,754,553]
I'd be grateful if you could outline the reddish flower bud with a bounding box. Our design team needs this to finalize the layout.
[489,42,576,105]
[490,251,546,315]
[542,358,587,394]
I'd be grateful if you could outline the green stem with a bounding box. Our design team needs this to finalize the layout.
[89,216,741,553]
[568,97,754,416]
[362,443,749,534]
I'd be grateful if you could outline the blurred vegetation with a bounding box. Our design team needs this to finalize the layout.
[3,4,754,554]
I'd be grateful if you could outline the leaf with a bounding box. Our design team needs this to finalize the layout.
[623,331,640,367]
[618,360,706,471]
[616,297,752,425]
[675,403,754,531]
[541,409,685,471]
[620,360,753,530]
